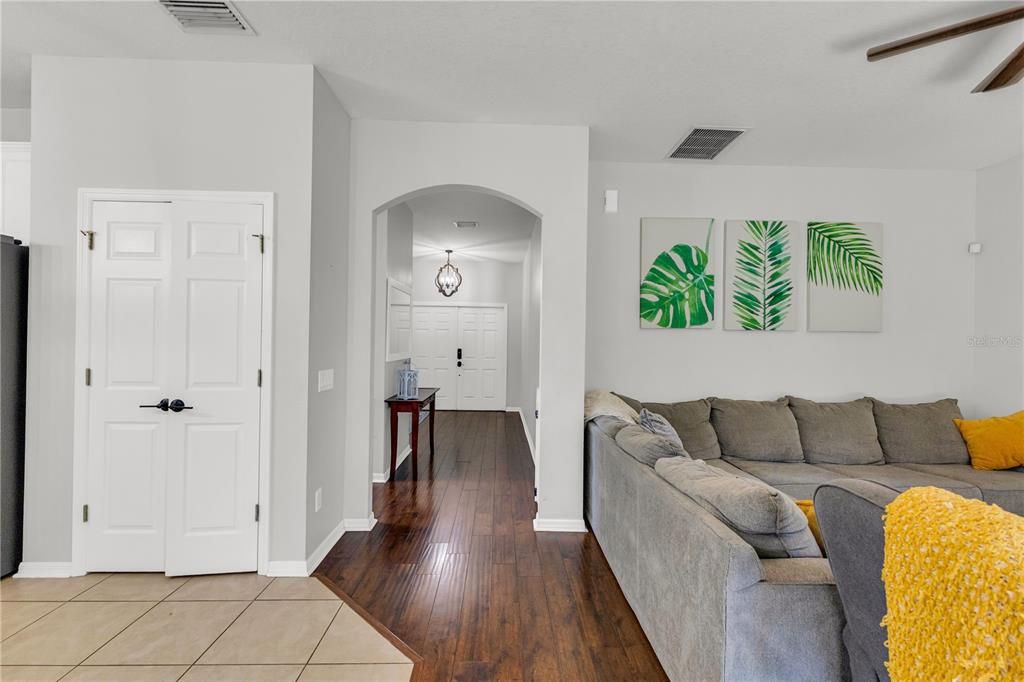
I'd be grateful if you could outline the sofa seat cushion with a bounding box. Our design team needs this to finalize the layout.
[870,397,969,464]
[813,463,982,499]
[655,457,821,558]
[711,398,803,462]
[615,393,722,460]
[895,464,1024,515]
[616,424,688,467]
[706,458,761,481]
[724,459,843,500]
[787,396,884,465]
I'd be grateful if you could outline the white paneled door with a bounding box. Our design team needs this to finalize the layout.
[413,305,507,411]
[85,200,263,576]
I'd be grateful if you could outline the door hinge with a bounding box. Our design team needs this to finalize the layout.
[82,504,89,522]
[257,369,262,387]
[85,368,92,386]
[254,504,260,522]
[80,229,96,251]
[535,409,539,419]
[251,233,265,254]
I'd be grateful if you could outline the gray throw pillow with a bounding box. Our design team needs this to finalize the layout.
[787,396,884,465]
[638,408,684,448]
[710,398,804,462]
[655,457,820,559]
[870,398,969,464]
[615,424,688,467]
[615,393,722,460]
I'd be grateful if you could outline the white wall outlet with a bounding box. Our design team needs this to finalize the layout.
[314,488,322,512]
[318,369,334,392]
[604,189,619,214]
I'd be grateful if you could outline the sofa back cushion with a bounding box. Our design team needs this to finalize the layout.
[710,398,803,462]
[655,457,821,558]
[870,398,969,464]
[616,424,689,467]
[615,393,722,460]
[787,396,884,465]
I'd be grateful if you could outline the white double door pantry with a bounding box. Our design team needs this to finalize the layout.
[81,198,264,576]
[412,305,507,411]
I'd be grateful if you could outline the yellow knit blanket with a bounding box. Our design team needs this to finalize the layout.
[882,487,1024,681]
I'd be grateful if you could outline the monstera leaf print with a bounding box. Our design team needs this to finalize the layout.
[640,244,715,328]
[807,222,883,295]
[732,220,793,331]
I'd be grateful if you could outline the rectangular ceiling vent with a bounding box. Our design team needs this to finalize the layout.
[158,0,255,35]
[668,128,746,160]
[453,221,478,229]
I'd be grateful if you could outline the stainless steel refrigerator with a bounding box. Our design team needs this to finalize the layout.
[1,234,28,577]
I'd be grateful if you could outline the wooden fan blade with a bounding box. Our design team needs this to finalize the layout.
[867,5,1024,61]
[973,41,1024,92]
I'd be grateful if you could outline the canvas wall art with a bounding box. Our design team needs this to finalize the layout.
[639,217,715,329]
[806,221,883,332]
[724,220,797,331]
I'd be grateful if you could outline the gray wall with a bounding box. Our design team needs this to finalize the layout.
[26,56,316,564]
[973,155,1024,416]
[378,203,414,478]
[519,222,541,449]
[1,108,30,141]
[305,71,352,557]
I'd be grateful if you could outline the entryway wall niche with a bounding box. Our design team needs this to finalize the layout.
[343,119,590,533]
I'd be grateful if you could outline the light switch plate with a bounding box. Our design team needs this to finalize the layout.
[318,369,334,392]
[314,488,322,512]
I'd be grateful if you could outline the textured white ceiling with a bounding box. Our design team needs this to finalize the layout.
[405,190,538,263]
[3,1,1022,168]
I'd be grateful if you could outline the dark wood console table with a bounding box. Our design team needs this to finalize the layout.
[384,387,438,481]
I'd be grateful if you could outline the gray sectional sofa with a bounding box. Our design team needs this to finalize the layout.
[583,395,1024,682]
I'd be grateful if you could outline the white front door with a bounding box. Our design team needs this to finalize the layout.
[85,199,263,575]
[456,307,507,411]
[412,306,458,409]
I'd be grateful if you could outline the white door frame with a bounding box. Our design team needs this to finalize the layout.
[71,188,275,577]
[412,301,509,410]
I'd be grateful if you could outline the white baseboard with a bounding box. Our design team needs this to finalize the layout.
[372,445,412,483]
[305,519,346,575]
[344,516,377,532]
[15,562,74,578]
[533,518,587,533]
[265,560,309,577]
[506,407,536,463]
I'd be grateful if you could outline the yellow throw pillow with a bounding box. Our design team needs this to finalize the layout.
[795,499,825,555]
[954,410,1024,470]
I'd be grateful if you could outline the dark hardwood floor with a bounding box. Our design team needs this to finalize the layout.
[315,410,667,681]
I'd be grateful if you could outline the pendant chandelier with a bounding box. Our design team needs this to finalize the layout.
[435,249,463,297]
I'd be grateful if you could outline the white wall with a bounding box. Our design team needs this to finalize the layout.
[1,108,31,142]
[345,120,589,529]
[372,203,415,480]
[973,155,1024,417]
[587,162,987,415]
[520,222,542,451]
[26,57,316,565]
[305,71,352,558]
[1,142,30,243]
[412,254,524,408]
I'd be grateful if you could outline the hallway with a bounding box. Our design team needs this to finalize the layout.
[315,411,666,681]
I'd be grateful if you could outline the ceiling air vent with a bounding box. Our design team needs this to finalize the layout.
[668,128,746,160]
[453,221,478,229]
[158,0,255,35]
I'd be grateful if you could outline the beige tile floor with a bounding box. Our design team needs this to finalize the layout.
[0,574,412,682]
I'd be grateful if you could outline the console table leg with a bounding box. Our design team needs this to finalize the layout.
[389,407,398,481]
[410,407,420,478]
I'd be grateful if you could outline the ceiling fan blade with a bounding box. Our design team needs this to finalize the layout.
[867,5,1024,61]
[973,41,1024,92]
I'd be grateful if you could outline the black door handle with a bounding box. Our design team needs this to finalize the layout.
[139,399,170,411]
[168,399,194,413]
